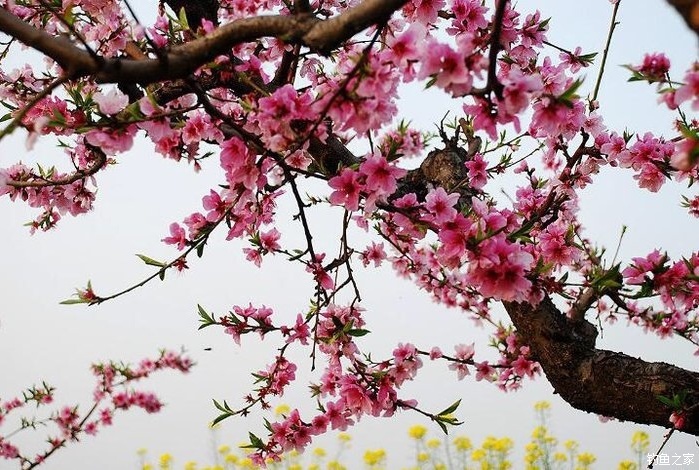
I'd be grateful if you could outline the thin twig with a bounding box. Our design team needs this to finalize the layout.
[591,0,621,107]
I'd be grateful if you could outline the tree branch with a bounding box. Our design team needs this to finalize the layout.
[0,0,409,86]
[505,297,699,435]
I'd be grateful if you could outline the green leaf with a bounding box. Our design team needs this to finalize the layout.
[346,328,371,337]
[178,7,190,30]
[557,78,584,107]
[248,432,264,448]
[211,412,232,427]
[657,395,678,409]
[136,254,167,267]
[438,399,461,417]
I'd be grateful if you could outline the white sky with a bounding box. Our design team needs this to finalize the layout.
[1,1,697,468]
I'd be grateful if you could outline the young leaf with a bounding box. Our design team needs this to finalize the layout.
[136,254,167,267]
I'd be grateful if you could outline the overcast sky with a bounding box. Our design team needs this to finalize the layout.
[1,1,697,469]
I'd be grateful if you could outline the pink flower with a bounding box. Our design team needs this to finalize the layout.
[359,154,406,199]
[260,228,281,252]
[93,88,128,115]
[466,236,534,302]
[634,53,671,82]
[464,153,488,189]
[306,253,335,290]
[429,347,443,359]
[425,187,459,224]
[338,377,373,415]
[360,242,387,267]
[675,69,699,110]
[328,169,362,211]
[324,400,353,431]
[448,343,475,380]
[162,223,187,250]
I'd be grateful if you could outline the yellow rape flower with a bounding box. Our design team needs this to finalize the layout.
[408,424,427,440]
[217,445,230,455]
[238,457,255,469]
[337,432,352,443]
[531,425,547,440]
[618,461,638,470]
[564,440,579,452]
[553,452,568,462]
[577,452,597,468]
[426,438,441,449]
[493,437,513,452]
[274,403,291,416]
[471,449,486,461]
[534,401,551,412]
[417,452,429,462]
[313,447,326,458]
[158,453,173,469]
[631,431,650,453]
[453,436,472,451]
[183,462,197,470]
[363,449,386,465]
[327,460,346,470]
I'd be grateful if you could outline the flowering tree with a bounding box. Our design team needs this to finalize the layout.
[0,0,697,465]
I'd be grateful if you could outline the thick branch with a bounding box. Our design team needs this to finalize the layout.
[0,0,409,85]
[505,297,699,435]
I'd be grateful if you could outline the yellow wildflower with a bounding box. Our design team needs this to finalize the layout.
[426,438,441,449]
[327,460,347,470]
[337,432,352,443]
[158,453,173,469]
[631,431,650,453]
[564,439,579,452]
[453,435,472,451]
[417,452,429,462]
[618,461,638,470]
[408,424,427,440]
[534,401,551,412]
[553,452,568,462]
[577,452,597,467]
[363,449,386,465]
[313,447,326,458]
[274,403,291,416]
[217,444,230,455]
[183,462,197,470]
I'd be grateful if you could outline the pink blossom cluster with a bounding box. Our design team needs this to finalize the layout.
[620,250,699,342]
[2,0,699,461]
[0,351,191,466]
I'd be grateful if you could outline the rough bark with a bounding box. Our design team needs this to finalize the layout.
[505,297,699,434]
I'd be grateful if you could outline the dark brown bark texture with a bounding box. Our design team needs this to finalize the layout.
[0,0,698,434]
[506,298,699,435]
